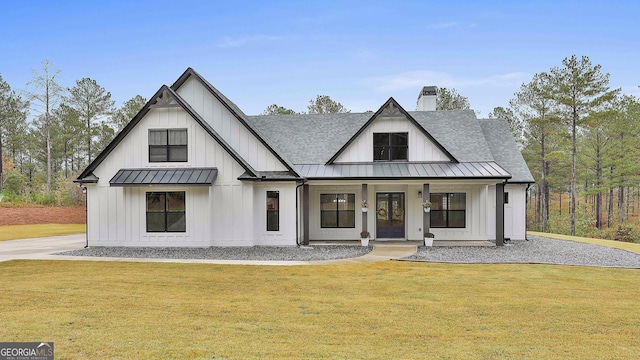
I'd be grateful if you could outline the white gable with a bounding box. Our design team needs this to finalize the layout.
[175,77,287,172]
[334,112,450,163]
[92,107,247,186]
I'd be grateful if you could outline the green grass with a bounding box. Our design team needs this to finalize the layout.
[528,231,640,254]
[0,224,86,241]
[1,260,639,359]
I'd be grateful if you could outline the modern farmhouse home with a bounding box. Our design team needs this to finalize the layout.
[76,68,534,247]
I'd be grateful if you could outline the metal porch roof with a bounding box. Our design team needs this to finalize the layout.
[109,168,217,186]
[295,162,511,180]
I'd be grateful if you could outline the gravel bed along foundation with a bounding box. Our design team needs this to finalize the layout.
[57,245,372,261]
[402,235,640,268]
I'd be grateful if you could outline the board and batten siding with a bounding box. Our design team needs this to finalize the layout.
[333,115,450,163]
[309,185,362,241]
[504,184,527,240]
[252,183,298,246]
[175,77,287,172]
[427,184,489,241]
[88,107,253,246]
[486,184,527,241]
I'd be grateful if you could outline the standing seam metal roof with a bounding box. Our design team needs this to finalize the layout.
[295,162,511,179]
[110,168,218,186]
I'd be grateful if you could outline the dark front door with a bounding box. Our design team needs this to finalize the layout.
[376,193,405,238]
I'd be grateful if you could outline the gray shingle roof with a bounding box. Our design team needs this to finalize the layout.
[408,110,494,162]
[247,113,371,164]
[247,110,533,183]
[478,119,535,183]
[247,110,495,164]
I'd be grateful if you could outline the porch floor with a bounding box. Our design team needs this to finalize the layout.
[308,240,495,247]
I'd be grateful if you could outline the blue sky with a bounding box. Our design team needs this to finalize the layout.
[1,0,638,118]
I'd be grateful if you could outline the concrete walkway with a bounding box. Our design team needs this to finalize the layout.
[0,233,417,266]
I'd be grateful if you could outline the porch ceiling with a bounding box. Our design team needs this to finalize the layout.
[296,162,511,180]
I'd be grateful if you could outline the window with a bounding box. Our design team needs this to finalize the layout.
[146,192,186,232]
[149,129,188,162]
[430,193,466,228]
[266,191,279,231]
[373,132,408,161]
[320,194,356,228]
[504,192,509,204]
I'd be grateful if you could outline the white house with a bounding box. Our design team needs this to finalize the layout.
[76,68,534,247]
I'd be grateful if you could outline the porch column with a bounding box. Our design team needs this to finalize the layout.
[361,184,368,234]
[422,184,430,236]
[496,183,505,246]
[303,184,310,245]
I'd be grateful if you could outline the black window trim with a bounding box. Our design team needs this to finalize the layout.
[266,191,279,231]
[149,128,188,163]
[320,193,356,229]
[430,192,466,229]
[146,191,186,233]
[373,132,409,162]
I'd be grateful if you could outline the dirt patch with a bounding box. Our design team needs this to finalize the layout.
[0,206,86,226]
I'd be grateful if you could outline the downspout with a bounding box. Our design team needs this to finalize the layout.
[525,183,531,241]
[81,184,88,248]
[295,180,306,246]
[502,179,509,244]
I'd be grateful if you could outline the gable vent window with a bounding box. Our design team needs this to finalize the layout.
[149,129,188,162]
[374,132,408,161]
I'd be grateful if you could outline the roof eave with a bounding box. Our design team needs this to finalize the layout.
[304,176,512,181]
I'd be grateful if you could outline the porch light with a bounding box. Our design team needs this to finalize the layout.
[418,191,422,198]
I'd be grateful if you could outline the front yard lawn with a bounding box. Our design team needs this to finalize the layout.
[1,260,638,359]
[0,224,86,241]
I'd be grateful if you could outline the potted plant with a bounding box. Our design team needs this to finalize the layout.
[422,201,432,213]
[423,232,435,247]
[360,231,370,246]
[361,200,369,213]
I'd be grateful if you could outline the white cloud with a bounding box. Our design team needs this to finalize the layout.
[428,22,458,29]
[217,35,282,48]
[367,70,530,92]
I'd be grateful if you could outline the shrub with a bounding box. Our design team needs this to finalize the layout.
[52,174,84,206]
[3,171,27,196]
[29,192,57,206]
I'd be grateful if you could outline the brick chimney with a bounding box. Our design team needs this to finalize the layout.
[416,86,437,111]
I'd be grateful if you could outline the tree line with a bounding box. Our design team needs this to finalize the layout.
[263,87,471,115]
[0,60,145,204]
[489,55,640,241]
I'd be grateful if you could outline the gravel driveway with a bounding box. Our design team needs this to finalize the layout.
[56,235,640,268]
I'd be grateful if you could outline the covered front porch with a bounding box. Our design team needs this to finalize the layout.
[299,180,507,246]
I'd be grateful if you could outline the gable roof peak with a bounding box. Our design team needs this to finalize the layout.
[325,97,456,164]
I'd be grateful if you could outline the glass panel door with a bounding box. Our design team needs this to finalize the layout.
[376,193,405,238]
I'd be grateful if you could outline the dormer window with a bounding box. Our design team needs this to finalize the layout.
[373,132,408,161]
[149,129,188,162]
